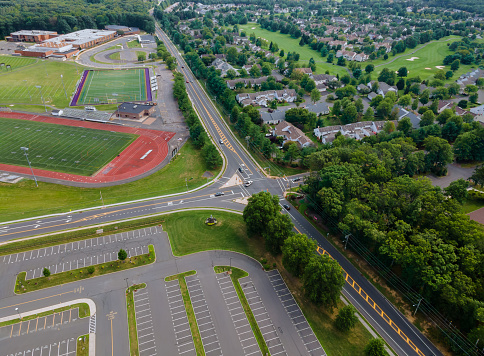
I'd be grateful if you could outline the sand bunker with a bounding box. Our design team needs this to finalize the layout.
[406,57,419,61]
[435,66,445,70]
[425,68,432,70]
[251,27,256,29]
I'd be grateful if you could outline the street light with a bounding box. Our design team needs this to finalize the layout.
[35,85,47,113]
[413,298,423,316]
[15,307,21,320]
[20,147,38,187]
[23,80,32,101]
[60,74,67,99]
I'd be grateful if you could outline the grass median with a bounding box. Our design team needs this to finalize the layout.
[77,334,89,356]
[0,302,90,327]
[214,266,269,355]
[165,271,204,356]
[15,245,155,294]
[126,283,147,356]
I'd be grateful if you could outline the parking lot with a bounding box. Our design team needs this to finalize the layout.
[215,272,262,356]
[185,274,223,356]
[164,279,196,356]
[267,270,326,356]
[133,289,158,356]
[3,337,77,356]
[241,277,288,356]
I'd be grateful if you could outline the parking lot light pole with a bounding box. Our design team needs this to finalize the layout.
[20,147,38,187]
[35,85,47,112]
[15,307,21,320]
[60,74,67,99]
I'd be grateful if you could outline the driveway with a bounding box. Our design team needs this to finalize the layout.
[425,163,476,188]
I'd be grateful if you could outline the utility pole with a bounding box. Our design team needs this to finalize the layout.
[413,298,423,316]
[344,234,350,250]
[245,136,250,149]
[60,74,67,99]
[20,147,38,187]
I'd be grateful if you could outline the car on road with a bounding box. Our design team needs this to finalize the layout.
[214,192,224,197]
[186,80,189,83]
[292,177,301,182]
[219,139,224,144]
[181,66,184,68]
[238,167,244,173]
[283,204,290,210]
[244,180,253,187]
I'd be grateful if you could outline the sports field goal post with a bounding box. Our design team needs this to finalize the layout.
[107,98,117,104]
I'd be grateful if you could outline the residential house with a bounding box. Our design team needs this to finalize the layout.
[226,76,268,89]
[357,84,371,93]
[313,121,391,144]
[236,89,297,107]
[368,92,378,101]
[393,105,421,129]
[273,121,313,148]
[261,110,285,125]
[303,102,330,116]
[211,58,237,77]
[375,82,398,97]
[294,68,313,77]
[313,74,337,85]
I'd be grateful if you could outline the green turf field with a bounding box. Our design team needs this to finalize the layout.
[0,59,81,108]
[0,118,137,176]
[0,55,37,72]
[75,68,149,105]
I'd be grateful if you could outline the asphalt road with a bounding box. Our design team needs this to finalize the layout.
[0,25,444,356]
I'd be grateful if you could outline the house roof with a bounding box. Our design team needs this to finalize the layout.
[261,110,285,123]
[304,102,329,114]
[117,102,154,114]
[274,121,312,147]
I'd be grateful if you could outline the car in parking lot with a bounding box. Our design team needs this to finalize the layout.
[238,167,244,173]
[244,180,253,187]
[283,204,290,210]
[214,192,224,197]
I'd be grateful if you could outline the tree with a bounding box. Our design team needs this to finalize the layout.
[471,165,484,186]
[261,63,272,76]
[263,214,294,255]
[398,94,412,108]
[365,64,374,73]
[282,233,316,277]
[397,66,408,77]
[445,179,469,203]
[243,192,280,237]
[424,136,454,175]
[364,339,386,356]
[420,110,435,127]
[353,68,362,79]
[397,117,412,136]
[470,93,478,104]
[118,249,127,261]
[303,254,345,310]
[335,305,358,332]
[279,49,284,57]
[378,68,396,85]
[249,64,260,77]
[451,59,460,71]
[342,104,358,124]
[419,89,430,105]
[230,105,240,123]
[363,107,374,121]
[43,268,51,277]
[137,53,146,62]
[411,98,419,111]
[337,57,346,66]
[226,69,237,79]
[202,143,222,169]
[310,88,321,104]
[458,100,468,109]
[445,70,454,80]
[226,47,238,64]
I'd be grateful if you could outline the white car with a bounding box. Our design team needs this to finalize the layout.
[244,180,253,187]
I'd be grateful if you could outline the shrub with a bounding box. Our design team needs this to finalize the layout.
[87,266,95,274]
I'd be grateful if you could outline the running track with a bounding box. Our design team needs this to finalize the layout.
[0,112,175,184]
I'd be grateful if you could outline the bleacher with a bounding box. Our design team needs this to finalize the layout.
[60,108,114,124]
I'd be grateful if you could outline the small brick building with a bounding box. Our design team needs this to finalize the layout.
[116,102,156,120]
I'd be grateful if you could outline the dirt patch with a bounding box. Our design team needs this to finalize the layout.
[202,171,214,178]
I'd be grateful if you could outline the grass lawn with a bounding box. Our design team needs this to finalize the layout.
[165,271,204,356]
[109,52,121,60]
[214,266,269,355]
[162,210,264,258]
[0,140,219,222]
[0,303,90,327]
[0,117,137,175]
[370,36,476,82]
[0,59,82,108]
[77,334,89,356]
[461,197,484,214]
[15,245,155,293]
[0,55,38,71]
[127,40,141,48]
[239,24,348,77]
[126,283,146,356]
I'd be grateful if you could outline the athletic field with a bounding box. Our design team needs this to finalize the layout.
[0,56,37,72]
[70,68,152,106]
[0,118,138,176]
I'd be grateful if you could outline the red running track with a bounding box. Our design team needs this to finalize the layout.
[0,112,175,184]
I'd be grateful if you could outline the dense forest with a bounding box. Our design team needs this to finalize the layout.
[0,0,156,39]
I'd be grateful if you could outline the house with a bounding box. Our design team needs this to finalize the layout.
[313,74,337,85]
[226,76,268,89]
[368,92,378,101]
[316,83,327,93]
[273,121,313,148]
[236,89,297,107]
[313,121,391,144]
[211,58,237,77]
[376,82,398,97]
[294,68,313,77]
[336,50,356,61]
[138,35,156,44]
[393,105,421,129]
[115,102,156,120]
[261,110,285,125]
[357,84,371,93]
[303,102,330,116]
[355,53,369,62]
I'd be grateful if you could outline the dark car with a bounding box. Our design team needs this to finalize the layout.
[238,167,244,173]
[215,192,224,197]
[292,177,301,182]
[283,204,290,210]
